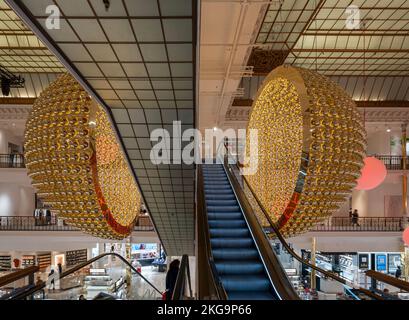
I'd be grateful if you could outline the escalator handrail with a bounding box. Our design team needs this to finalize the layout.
[366,270,409,292]
[222,156,299,300]
[197,165,228,300]
[12,252,162,300]
[172,254,193,300]
[0,265,38,287]
[222,143,381,298]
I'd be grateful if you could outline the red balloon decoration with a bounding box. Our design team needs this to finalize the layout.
[355,156,387,190]
[403,227,409,246]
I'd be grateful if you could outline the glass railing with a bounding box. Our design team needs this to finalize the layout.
[222,144,383,300]
[12,253,162,300]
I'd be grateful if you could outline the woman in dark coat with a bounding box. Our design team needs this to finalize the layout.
[165,259,180,300]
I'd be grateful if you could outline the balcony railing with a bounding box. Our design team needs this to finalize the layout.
[373,155,409,170]
[311,217,407,232]
[0,153,25,168]
[0,215,155,232]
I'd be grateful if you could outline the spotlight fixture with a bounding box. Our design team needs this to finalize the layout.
[0,65,25,97]
[386,128,391,132]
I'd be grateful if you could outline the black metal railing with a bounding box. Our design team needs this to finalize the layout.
[0,153,25,168]
[373,155,409,170]
[0,215,155,232]
[310,217,407,232]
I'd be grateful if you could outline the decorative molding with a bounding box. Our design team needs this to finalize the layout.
[0,97,36,105]
[0,105,31,120]
[356,101,409,109]
[227,100,409,123]
[247,49,289,75]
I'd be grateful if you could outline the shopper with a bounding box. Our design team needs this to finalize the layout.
[57,262,62,275]
[47,269,56,291]
[352,209,360,226]
[395,266,402,279]
[79,294,86,300]
[165,259,180,300]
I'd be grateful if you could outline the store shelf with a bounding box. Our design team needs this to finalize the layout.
[37,253,51,271]
[66,249,87,267]
[22,255,35,267]
[0,255,11,271]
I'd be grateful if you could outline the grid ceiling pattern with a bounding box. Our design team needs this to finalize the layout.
[257,0,409,76]
[0,0,64,72]
[9,0,196,255]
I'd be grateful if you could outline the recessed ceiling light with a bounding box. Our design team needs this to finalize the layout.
[213,127,218,131]
[386,128,391,132]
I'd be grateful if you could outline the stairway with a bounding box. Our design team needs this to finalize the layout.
[202,164,276,300]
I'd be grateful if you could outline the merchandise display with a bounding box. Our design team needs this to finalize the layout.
[66,249,88,267]
[0,255,11,271]
[37,253,52,271]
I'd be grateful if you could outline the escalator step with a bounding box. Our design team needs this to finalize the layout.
[210,228,249,238]
[209,220,246,228]
[208,212,243,220]
[212,248,258,260]
[215,262,265,275]
[227,291,275,300]
[206,200,238,206]
[220,275,271,292]
[205,190,234,195]
[206,194,236,200]
[207,206,240,212]
[210,238,253,248]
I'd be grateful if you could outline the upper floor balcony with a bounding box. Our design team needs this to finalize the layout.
[0,215,155,233]
[373,155,409,171]
[0,154,25,169]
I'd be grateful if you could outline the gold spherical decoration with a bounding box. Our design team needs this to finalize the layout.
[245,66,366,238]
[24,74,141,239]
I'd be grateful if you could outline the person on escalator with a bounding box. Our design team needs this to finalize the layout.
[395,266,402,279]
[165,259,180,300]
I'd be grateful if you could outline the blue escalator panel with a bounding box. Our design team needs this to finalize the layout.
[202,164,276,300]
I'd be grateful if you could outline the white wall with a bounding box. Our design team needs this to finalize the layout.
[0,183,35,216]
[0,128,23,153]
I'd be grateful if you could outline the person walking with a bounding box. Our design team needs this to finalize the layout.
[395,265,402,279]
[352,209,360,227]
[47,269,56,291]
[165,259,180,300]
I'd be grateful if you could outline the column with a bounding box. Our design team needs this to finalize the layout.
[401,123,408,216]
[125,238,132,290]
[404,246,409,282]
[310,237,316,290]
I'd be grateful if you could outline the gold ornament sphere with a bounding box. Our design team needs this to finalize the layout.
[245,66,366,237]
[24,74,141,239]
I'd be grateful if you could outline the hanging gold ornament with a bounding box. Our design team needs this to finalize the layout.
[245,66,366,238]
[24,74,141,239]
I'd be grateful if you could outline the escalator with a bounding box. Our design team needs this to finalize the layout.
[4,253,162,300]
[197,151,383,300]
[202,164,279,300]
